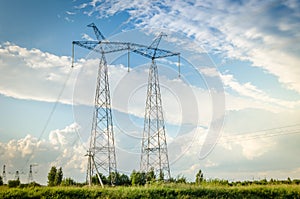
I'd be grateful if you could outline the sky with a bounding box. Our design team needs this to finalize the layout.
[0,0,300,185]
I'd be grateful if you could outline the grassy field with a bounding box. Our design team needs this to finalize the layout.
[1,184,300,198]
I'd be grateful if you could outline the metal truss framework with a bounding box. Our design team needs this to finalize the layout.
[2,165,6,183]
[72,23,179,185]
[140,59,171,180]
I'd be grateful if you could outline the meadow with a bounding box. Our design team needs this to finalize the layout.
[1,183,300,199]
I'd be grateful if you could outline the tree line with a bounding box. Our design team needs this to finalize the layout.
[46,167,202,186]
[1,167,299,188]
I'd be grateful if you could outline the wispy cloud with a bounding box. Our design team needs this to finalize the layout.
[64,16,74,22]
[1,42,298,122]
[81,33,94,41]
[221,73,300,110]
[66,11,76,15]
[81,0,300,93]
[75,3,88,9]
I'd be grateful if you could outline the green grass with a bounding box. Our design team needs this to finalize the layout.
[0,184,300,199]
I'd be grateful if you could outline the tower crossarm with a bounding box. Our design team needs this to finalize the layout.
[72,41,179,59]
[131,46,179,59]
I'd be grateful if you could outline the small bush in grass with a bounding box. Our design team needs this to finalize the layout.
[8,179,20,188]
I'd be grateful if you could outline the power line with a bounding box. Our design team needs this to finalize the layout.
[200,124,300,147]
[22,67,74,171]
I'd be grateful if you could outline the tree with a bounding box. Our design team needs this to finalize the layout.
[48,166,63,186]
[119,173,130,186]
[146,168,156,183]
[92,173,107,185]
[0,176,3,186]
[47,166,57,186]
[176,174,187,184]
[61,178,76,186]
[107,172,119,185]
[158,170,164,182]
[54,167,63,186]
[130,170,146,186]
[195,169,204,185]
[130,170,137,185]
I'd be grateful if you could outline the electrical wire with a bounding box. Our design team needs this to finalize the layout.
[200,124,300,147]
[22,67,74,171]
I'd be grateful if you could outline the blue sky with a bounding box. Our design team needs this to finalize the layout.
[0,0,300,184]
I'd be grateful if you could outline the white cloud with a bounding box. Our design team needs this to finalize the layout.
[204,159,218,168]
[81,33,94,41]
[221,73,300,111]
[0,42,78,104]
[0,123,86,184]
[49,123,81,147]
[75,3,88,9]
[64,17,74,22]
[239,139,276,160]
[0,42,69,69]
[199,67,220,77]
[66,11,76,15]
[83,0,300,94]
[1,41,298,130]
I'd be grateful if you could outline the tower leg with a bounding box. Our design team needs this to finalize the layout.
[140,59,171,180]
[87,52,117,186]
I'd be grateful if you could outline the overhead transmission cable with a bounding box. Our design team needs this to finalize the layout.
[22,65,74,171]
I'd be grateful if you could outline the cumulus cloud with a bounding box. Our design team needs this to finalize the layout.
[0,123,86,184]
[49,123,81,147]
[0,42,77,104]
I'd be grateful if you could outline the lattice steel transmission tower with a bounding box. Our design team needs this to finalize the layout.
[73,23,117,186]
[140,33,179,180]
[15,170,20,180]
[72,23,179,185]
[2,165,6,183]
[28,164,38,183]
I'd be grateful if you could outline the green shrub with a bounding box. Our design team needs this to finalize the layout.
[8,179,20,188]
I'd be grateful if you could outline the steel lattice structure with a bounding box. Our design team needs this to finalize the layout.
[140,59,171,180]
[28,164,38,184]
[139,33,177,181]
[2,165,6,184]
[72,23,179,185]
[87,50,117,186]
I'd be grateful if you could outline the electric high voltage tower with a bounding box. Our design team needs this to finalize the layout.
[15,170,20,180]
[28,164,38,183]
[72,23,179,185]
[139,33,177,180]
[2,165,6,183]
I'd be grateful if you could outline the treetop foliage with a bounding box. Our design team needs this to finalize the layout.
[47,166,63,186]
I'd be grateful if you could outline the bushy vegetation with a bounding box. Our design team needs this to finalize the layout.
[7,179,20,188]
[0,184,300,198]
[1,167,300,198]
